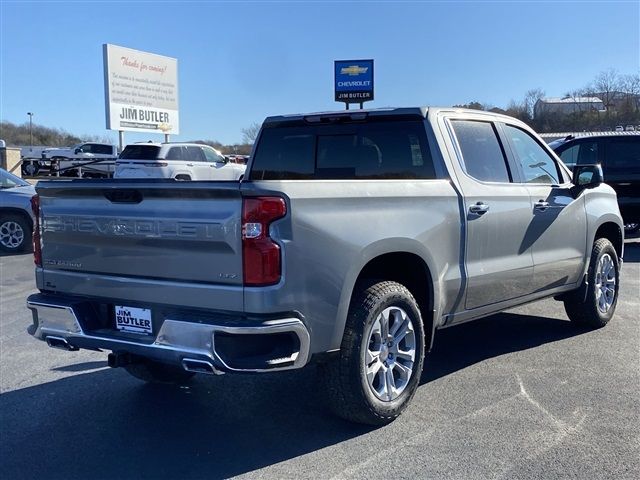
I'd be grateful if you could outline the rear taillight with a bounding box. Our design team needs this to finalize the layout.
[242,197,286,286]
[30,194,42,267]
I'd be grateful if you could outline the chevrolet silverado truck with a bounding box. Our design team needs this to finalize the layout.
[27,107,624,425]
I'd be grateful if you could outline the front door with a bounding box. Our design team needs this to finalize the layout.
[501,124,587,291]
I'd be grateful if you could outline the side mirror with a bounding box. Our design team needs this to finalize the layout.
[74,148,82,154]
[572,164,603,188]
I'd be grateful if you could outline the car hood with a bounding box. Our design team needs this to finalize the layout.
[1,184,36,197]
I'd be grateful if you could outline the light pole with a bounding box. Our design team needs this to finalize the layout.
[27,112,34,151]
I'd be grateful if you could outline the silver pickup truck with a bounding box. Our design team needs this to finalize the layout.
[27,107,624,425]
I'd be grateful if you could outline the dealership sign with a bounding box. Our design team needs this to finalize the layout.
[334,59,374,104]
[103,44,179,134]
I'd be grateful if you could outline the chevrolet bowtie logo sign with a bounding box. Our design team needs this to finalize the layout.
[340,65,368,76]
[335,59,374,105]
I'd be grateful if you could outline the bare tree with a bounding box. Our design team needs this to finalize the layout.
[524,88,545,120]
[621,73,640,113]
[241,122,261,144]
[505,99,528,123]
[589,69,622,110]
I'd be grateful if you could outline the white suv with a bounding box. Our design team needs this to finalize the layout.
[114,143,245,181]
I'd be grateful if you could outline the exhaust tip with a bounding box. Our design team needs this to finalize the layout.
[46,336,79,351]
[182,358,223,376]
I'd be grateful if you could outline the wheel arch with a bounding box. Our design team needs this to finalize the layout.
[0,207,34,228]
[333,240,440,353]
[593,219,624,262]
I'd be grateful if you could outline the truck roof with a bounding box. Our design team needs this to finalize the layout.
[263,106,523,126]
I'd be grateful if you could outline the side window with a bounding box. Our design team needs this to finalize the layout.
[606,138,640,177]
[558,144,578,167]
[203,147,222,163]
[80,144,92,153]
[559,141,598,168]
[451,120,511,183]
[185,146,206,162]
[166,146,185,160]
[99,144,114,155]
[503,125,560,185]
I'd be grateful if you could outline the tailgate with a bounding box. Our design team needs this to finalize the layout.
[37,180,243,309]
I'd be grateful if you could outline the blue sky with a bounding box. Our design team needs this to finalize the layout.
[1,1,639,145]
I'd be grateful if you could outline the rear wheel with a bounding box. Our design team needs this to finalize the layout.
[564,238,619,328]
[125,359,195,385]
[318,280,425,425]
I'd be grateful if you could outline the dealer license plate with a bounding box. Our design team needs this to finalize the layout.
[114,305,153,335]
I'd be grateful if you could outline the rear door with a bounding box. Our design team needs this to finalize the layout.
[184,146,210,179]
[501,123,587,291]
[447,118,535,310]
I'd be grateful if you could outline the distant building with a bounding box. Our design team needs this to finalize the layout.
[534,97,605,118]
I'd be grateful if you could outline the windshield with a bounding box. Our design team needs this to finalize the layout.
[0,168,30,188]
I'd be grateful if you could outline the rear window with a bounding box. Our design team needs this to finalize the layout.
[119,145,161,160]
[250,120,435,180]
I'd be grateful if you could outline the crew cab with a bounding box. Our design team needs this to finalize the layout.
[41,142,117,177]
[27,107,624,425]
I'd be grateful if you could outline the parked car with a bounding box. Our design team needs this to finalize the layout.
[550,133,640,233]
[27,107,623,425]
[41,142,118,177]
[0,168,35,252]
[115,143,246,181]
[625,125,635,131]
[615,126,624,132]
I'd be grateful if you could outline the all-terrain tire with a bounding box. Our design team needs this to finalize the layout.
[564,238,619,329]
[318,280,425,425]
[125,360,195,385]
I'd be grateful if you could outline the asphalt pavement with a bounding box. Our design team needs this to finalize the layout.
[1,239,638,479]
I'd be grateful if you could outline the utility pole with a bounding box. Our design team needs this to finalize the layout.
[27,112,34,151]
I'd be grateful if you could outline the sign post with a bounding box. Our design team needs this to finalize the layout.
[103,44,179,141]
[334,59,374,110]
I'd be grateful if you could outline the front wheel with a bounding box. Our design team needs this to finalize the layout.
[564,238,619,328]
[0,214,32,253]
[318,280,425,425]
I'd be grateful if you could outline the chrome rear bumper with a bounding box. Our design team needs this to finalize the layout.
[27,295,310,374]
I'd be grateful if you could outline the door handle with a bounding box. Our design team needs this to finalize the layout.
[186,163,194,167]
[469,202,490,215]
[534,200,550,211]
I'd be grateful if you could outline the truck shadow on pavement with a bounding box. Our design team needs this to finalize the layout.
[422,312,584,385]
[0,312,590,480]
[623,239,640,262]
